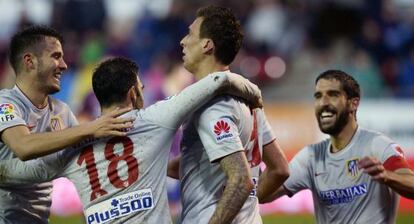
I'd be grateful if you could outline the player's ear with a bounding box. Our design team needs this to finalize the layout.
[202,38,214,55]
[127,86,137,102]
[23,53,36,70]
[350,97,359,113]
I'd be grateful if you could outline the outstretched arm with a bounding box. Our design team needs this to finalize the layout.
[1,107,134,161]
[149,72,262,128]
[257,140,289,203]
[358,156,414,199]
[209,152,253,224]
[0,157,59,185]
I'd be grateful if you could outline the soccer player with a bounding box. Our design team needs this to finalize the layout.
[0,56,263,224]
[261,70,414,223]
[168,5,289,224]
[0,26,135,223]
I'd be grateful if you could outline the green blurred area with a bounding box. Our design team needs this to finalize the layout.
[50,213,414,224]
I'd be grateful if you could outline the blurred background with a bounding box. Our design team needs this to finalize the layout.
[0,0,414,223]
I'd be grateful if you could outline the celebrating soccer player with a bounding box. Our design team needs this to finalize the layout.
[262,70,414,223]
[168,5,289,224]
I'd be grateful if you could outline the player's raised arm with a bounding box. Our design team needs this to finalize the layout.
[146,72,262,128]
[1,107,134,161]
[0,156,61,186]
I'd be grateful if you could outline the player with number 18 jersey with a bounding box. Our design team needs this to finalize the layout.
[0,72,261,224]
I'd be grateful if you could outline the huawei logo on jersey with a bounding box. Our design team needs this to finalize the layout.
[214,120,230,135]
[211,118,235,143]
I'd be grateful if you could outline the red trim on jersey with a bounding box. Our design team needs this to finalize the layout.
[383,156,411,171]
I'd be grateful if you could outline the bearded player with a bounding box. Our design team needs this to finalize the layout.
[262,70,414,223]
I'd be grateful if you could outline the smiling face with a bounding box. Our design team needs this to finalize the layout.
[35,37,67,94]
[314,78,353,135]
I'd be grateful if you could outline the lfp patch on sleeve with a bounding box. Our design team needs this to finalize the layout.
[210,118,236,143]
[0,103,16,123]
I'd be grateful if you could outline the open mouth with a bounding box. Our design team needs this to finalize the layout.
[53,73,62,83]
[319,110,336,123]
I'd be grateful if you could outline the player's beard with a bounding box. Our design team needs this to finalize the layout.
[317,106,349,136]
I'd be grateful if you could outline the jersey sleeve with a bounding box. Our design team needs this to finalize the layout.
[381,144,411,171]
[257,109,276,146]
[196,100,244,162]
[0,97,26,133]
[283,146,313,196]
[0,154,63,186]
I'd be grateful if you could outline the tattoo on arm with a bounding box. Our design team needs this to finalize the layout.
[209,152,253,224]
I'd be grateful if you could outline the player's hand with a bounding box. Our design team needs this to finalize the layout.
[87,107,135,138]
[358,156,389,183]
[224,73,263,108]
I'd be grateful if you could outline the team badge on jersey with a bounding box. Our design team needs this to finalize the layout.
[346,158,360,179]
[0,103,16,122]
[50,116,63,131]
[210,118,236,143]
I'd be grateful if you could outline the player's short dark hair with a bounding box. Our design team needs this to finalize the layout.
[92,57,139,108]
[8,25,64,73]
[196,5,243,65]
[316,70,360,99]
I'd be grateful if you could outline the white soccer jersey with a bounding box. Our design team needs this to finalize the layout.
[284,127,409,224]
[0,86,78,224]
[0,72,259,224]
[179,85,275,224]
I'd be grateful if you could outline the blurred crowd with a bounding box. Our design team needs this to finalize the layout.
[0,0,413,120]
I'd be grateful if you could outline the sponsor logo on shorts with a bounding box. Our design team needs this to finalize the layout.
[211,118,235,143]
[0,103,16,122]
[319,183,368,205]
[85,188,154,224]
[346,158,360,179]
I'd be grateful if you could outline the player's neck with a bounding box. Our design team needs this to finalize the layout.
[101,103,132,116]
[330,119,358,153]
[193,59,229,80]
[15,77,48,108]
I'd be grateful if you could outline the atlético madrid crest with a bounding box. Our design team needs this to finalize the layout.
[346,158,361,179]
[50,116,63,131]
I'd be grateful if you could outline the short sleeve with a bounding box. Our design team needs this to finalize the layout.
[0,100,26,133]
[196,100,244,162]
[283,147,313,196]
[381,144,411,171]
